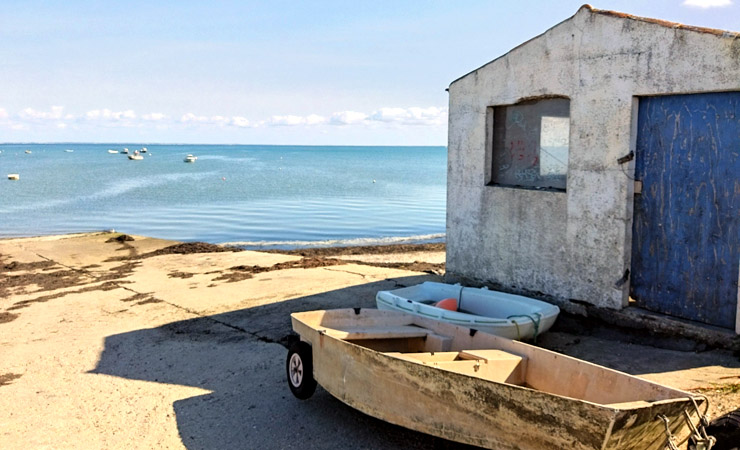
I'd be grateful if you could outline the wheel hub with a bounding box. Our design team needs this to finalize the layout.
[289,353,304,387]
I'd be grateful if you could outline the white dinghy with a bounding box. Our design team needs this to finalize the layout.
[376,281,559,340]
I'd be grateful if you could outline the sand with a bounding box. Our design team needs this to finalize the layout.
[1,232,738,449]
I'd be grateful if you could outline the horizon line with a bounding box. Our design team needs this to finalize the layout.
[0,142,448,147]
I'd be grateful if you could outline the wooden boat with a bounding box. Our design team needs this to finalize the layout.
[376,282,559,340]
[288,308,709,450]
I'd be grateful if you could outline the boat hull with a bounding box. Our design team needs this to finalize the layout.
[291,309,701,450]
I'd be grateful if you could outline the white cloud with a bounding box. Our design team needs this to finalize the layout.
[4,105,448,134]
[330,111,368,125]
[305,114,326,125]
[181,112,210,123]
[85,109,136,121]
[370,107,408,122]
[269,115,307,126]
[211,115,230,126]
[181,113,231,126]
[369,106,448,126]
[231,116,251,127]
[19,106,65,120]
[683,0,732,7]
[142,112,168,121]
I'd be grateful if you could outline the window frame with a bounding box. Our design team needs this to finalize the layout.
[485,96,571,192]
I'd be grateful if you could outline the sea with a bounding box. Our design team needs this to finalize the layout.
[0,144,447,249]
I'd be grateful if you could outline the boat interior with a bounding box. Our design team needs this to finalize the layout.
[298,309,691,408]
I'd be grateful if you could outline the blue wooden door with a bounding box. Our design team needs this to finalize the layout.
[632,92,740,329]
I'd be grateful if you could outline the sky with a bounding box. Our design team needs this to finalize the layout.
[1,0,738,145]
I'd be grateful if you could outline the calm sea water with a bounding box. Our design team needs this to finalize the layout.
[0,144,447,248]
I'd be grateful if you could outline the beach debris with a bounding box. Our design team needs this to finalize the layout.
[138,242,242,258]
[7,174,19,180]
[106,234,135,243]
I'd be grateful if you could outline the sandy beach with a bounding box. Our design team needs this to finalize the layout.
[1,232,738,449]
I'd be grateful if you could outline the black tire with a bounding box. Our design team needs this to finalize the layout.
[704,408,740,450]
[286,341,317,400]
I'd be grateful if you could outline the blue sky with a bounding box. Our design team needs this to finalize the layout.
[1,0,737,145]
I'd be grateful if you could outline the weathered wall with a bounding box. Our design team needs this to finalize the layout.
[446,6,740,309]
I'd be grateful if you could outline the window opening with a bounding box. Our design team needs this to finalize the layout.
[490,97,570,191]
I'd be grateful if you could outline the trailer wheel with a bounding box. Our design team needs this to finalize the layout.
[286,341,317,400]
[705,407,740,450]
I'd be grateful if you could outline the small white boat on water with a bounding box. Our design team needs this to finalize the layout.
[140,147,148,153]
[24,150,31,154]
[121,148,129,154]
[65,149,74,153]
[7,173,20,180]
[107,149,118,154]
[128,150,143,160]
[376,282,559,340]
[184,154,197,163]
[288,308,714,450]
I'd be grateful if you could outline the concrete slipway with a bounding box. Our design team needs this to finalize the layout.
[0,232,738,449]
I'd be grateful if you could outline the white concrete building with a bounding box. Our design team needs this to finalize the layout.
[446,5,740,331]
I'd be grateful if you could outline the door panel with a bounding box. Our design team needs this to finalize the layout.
[632,92,740,329]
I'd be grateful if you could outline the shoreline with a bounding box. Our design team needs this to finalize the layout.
[0,231,446,253]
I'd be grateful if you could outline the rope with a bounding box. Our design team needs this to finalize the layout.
[657,396,715,450]
[507,313,541,343]
[659,415,680,450]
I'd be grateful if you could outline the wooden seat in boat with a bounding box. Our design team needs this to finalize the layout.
[319,325,431,340]
[385,349,527,385]
[319,325,453,352]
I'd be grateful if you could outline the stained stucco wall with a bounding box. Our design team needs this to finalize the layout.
[446,6,740,309]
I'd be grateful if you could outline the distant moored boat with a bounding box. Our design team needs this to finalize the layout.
[184,154,197,163]
[128,150,144,161]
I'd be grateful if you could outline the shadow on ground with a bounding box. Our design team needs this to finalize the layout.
[90,274,478,449]
[90,272,740,449]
